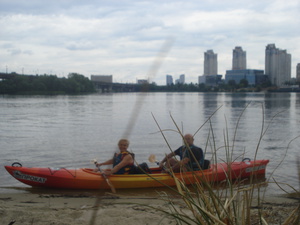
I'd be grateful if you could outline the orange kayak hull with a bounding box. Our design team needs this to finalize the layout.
[5,160,269,190]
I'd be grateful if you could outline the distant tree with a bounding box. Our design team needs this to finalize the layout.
[239,79,249,88]
[260,79,272,88]
[228,80,236,86]
[67,73,95,93]
[228,80,237,91]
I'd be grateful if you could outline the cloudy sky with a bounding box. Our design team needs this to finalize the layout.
[1,0,299,85]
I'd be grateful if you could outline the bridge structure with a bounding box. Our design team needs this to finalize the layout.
[91,74,138,93]
[92,81,137,93]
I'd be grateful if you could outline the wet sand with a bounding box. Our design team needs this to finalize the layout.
[0,190,299,225]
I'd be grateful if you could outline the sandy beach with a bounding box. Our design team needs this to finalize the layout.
[0,192,177,225]
[0,190,299,225]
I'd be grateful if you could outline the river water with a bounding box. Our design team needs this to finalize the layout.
[1,92,299,196]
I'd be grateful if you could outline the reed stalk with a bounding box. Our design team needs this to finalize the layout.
[149,104,300,225]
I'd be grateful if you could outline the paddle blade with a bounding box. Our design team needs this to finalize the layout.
[106,178,116,193]
[148,154,156,163]
[91,159,97,164]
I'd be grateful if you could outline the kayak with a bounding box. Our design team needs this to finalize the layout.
[4,159,269,190]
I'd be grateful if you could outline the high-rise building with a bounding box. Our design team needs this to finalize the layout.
[265,44,291,86]
[204,50,217,75]
[166,74,173,85]
[179,74,185,84]
[175,74,185,84]
[297,63,300,82]
[232,46,246,70]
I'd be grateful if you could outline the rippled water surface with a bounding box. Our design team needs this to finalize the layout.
[1,92,299,196]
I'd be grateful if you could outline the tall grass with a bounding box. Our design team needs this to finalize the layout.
[87,105,299,225]
[150,105,300,225]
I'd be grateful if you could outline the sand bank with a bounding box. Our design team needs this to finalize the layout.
[0,191,299,225]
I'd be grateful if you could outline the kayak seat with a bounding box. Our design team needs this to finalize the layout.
[203,160,210,170]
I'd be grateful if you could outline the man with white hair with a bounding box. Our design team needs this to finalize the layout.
[159,134,204,172]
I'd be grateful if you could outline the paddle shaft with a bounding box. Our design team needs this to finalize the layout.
[96,165,116,193]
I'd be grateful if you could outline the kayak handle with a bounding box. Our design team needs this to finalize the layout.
[242,158,251,162]
[12,162,22,167]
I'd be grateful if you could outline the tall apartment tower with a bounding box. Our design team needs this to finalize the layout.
[297,63,300,82]
[179,74,185,84]
[265,44,291,86]
[204,50,217,75]
[232,46,246,70]
[166,74,173,85]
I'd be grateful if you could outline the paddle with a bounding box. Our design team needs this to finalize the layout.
[92,160,116,193]
[149,154,172,174]
[148,154,160,166]
[148,154,176,179]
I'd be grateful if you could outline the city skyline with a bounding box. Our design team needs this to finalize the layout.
[1,0,299,85]
[170,44,293,86]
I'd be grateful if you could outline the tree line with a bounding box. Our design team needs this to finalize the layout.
[141,78,273,92]
[0,72,277,94]
[0,73,96,94]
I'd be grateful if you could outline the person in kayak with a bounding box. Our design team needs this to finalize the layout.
[95,139,135,175]
[159,133,204,172]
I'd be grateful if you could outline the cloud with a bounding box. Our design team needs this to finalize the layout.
[7,48,33,56]
[0,0,299,84]
[8,48,22,56]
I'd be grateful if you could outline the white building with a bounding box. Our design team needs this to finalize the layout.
[204,50,218,75]
[265,44,291,86]
[232,46,246,70]
[137,79,148,84]
[91,75,113,83]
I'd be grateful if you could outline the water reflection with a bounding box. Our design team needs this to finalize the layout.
[296,93,300,106]
[202,93,218,109]
[230,93,248,108]
[264,93,291,109]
